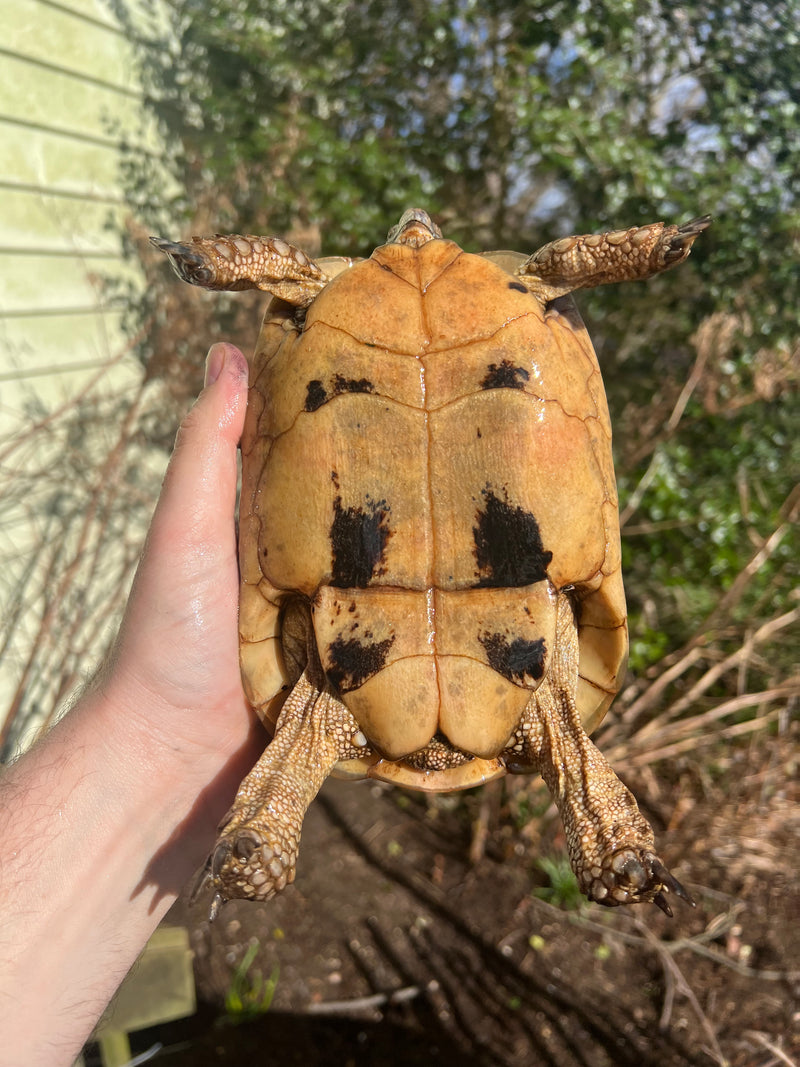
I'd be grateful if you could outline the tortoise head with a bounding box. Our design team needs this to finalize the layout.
[386,208,443,248]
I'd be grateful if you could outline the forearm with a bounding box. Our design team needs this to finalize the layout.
[0,683,255,1067]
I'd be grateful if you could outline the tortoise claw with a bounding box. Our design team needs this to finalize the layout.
[653,891,673,917]
[650,856,696,908]
[149,235,196,257]
[190,831,260,922]
[148,236,208,270]
[662,215,712,266]
[188,853,226,922]
[189,857,211,903]
[208,892,225,924]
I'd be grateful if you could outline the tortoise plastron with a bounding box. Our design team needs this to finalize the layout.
[152,208,709,920]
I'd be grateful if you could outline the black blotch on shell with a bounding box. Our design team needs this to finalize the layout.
[307,376,375,413]
[305,379,327,411]
[473,488,552,588]
[481,359,530,391]
[480,632,546,685]
[333,373,375,396]
[326,634,395,693]
[330,495,391,588]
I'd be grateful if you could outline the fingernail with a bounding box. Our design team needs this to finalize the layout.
[204,343,227,386]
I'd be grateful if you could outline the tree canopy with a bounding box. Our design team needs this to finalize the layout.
[115,0,798,695]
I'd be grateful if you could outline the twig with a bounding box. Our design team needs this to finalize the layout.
[620,447,665,529]
[469,777,501,864]
[665,341,711,434]
[743,1031,798,1067]
[653,609,798,725]
[635,920,727,1066]
[620,488,799,727]
[605,688,796,768]
[675,939,800,983]
[617,646,704,727]
[0,329,147,464]
[619,341,711,530]
[305,985,421,1016]
[560,903,800,983]
[700,511,799,642]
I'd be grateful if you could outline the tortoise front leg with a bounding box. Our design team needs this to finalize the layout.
[517,216,711,303]
[150,233,328,305]
[194,670,371,920]
[504,594,694,914]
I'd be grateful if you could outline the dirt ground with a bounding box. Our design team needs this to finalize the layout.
[121,728,797,1066]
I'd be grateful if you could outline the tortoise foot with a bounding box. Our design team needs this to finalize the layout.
[193,817,299,921]
[580,848,695,914]
[191,672,368,919]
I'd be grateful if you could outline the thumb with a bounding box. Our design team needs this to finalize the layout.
[111,342,249,707]
[97,341,258,800]
[157,341,249,544]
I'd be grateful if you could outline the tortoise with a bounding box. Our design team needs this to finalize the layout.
[152,208,709,921]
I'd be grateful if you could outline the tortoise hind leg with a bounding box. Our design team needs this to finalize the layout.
[194,670,371,920]
[503,594,694,913]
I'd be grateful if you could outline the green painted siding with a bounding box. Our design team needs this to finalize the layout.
[0,0,163,425]
[0,0,169,746]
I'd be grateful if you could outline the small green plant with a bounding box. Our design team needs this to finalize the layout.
[532,856,586,911]
[509,784,552,830]
[224,941,280,1023]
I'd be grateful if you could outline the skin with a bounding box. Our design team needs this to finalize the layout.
[0,342,261,1067]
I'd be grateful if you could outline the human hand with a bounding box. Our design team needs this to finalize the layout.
[0,342,266,1066]
[97,341,261,774]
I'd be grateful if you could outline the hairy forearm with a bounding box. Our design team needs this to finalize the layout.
[0,685,255,1067]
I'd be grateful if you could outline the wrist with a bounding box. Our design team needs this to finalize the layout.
[0,681,260,1065]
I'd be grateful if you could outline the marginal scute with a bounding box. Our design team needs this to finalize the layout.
[239,635,286,718]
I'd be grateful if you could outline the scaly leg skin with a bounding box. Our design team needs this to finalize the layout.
[504,595,694,915]
[193,670,370,921]
[518,216,711,303]
[149,233,327,305]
